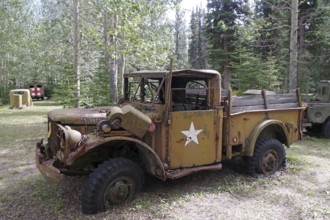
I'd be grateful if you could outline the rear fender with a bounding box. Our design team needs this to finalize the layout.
[245,120,289,157]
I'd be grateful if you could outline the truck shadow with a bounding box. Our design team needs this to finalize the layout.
[0,158,273,219]
[142,158,249,196]
[304,131,323,139]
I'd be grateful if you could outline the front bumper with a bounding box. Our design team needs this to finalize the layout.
[36,140,61,183]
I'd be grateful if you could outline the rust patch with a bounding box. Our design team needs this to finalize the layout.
[176,138,185,144]
[36,145,61,183]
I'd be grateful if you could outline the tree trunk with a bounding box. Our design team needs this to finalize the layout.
[200,9,208,69]
[117,53,125,98]
[223,64,229,90]
[299,14,307,93]
[299,17,306,57]
[223,43,230,90]
[108,14,117,103]
[289,0,298,92]
[103,12,118,103]
[73,0,80,107]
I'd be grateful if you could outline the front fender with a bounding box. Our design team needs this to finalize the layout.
[245,119,289,157]
[65,135,166,180]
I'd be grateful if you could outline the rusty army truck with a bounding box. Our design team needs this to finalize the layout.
[36,69,305,214]
[304,80,330,138]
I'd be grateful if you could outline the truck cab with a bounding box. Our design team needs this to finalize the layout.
[316,80,330,102]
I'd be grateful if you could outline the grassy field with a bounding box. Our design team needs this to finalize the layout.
[0,102,329,220]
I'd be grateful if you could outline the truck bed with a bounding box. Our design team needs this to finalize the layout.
[231,93,301,113]
[221,89,305,159]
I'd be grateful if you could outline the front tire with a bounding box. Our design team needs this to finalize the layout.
[81,158,144,214]
[248,138,285,176]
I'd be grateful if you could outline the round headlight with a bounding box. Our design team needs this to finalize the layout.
[66,129,82,149]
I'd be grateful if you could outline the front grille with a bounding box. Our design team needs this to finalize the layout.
[48,118,61,156]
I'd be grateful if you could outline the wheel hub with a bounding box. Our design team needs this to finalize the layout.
[261,150,279,175]
[105,177,134,206]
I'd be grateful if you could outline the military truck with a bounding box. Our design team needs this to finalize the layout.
[28,82,45,100]
[304,80,330,138]
[36,69,305,214]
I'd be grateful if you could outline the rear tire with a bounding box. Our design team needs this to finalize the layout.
[81,158,144,214]
[248,138,285,176]
[322,119,330,138]
[306,124,322,133]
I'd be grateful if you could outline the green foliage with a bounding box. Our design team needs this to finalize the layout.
[173,5,189,68]
[188,6,207,69]
[52,65,76,108]
[254,0,290,57]
[203,0,330,93]
[204,0,250,89]
[231,44,262,92]
[0,84,15,105]
[0,0,29,104]
[231,36,281,93]
[1,0,330,104]
[78,0,175,104]
[88,59,111,106]
[244,0,290,92]
[301,0,330,91]
[0,0,177,106]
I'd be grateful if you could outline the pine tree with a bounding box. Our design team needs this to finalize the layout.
[189,8,199,68]
[173,5,188,68]
[188,6,207,69]
[204,0,249,90]
[253,0,291,92]
[298,0,330,93]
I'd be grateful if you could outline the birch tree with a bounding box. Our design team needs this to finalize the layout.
[73,0,80,107]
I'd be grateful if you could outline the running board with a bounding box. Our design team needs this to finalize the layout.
[166,163,222,179]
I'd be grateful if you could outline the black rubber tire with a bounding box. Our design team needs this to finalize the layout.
[322,119,330,138]
[306,124,322,133]
[81,158,144,214]
[248,138,285,176]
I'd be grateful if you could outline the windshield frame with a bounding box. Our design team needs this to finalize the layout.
[124,75,166,107]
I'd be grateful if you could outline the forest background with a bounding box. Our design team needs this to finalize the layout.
[1,0,330,107]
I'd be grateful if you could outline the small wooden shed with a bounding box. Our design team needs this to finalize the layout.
[9,89,33,108]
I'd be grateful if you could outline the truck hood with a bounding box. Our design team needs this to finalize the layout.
[48,107,111,125]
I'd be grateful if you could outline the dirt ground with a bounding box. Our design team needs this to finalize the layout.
[0,104,329,220]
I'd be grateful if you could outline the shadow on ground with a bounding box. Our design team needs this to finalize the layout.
[0,158,253,219]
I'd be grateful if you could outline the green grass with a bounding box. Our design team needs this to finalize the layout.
[0,103,329,219]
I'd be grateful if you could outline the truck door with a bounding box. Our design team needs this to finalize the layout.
[168,78,220,168]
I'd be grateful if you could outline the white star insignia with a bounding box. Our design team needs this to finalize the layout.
[181,122,203,147]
